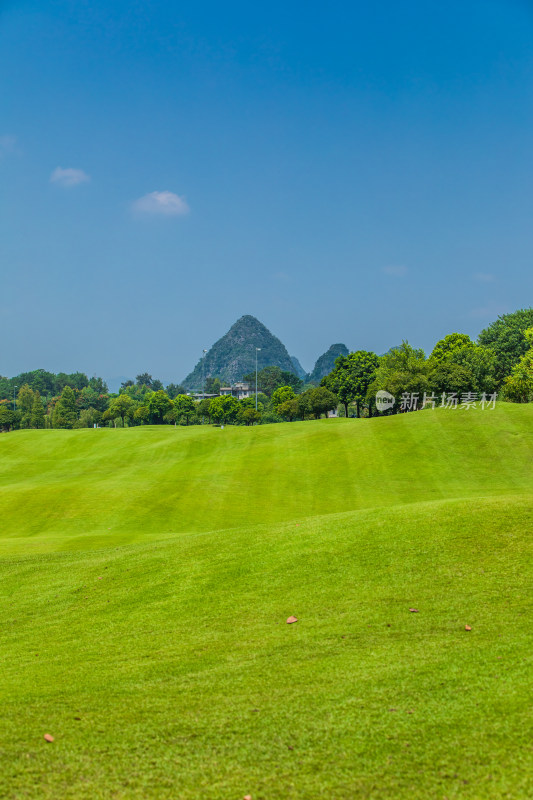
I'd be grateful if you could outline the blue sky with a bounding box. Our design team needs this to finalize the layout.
[1,0,532,387]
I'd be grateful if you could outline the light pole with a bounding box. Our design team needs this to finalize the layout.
[202,349,207,401]
[255,348,261,410]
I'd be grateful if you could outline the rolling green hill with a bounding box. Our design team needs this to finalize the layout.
[2,403,532,554]
[0,405,532,798]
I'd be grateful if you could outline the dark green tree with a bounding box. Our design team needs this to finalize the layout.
[322,351,379,417]
[502,327,533,402]
[88,376,108,393]
[478,308,533,382]
[428,362,475,396]
[306,386,338,419]
[136,373,154,388]
[17,384,35,427]
[52,386,78,429]
[30,391,45,429]
[0,406,17,431]
[239,407,261,426]
[78,407,103,428]
[277,397,300,421]
[166,383,187,399]
[197,398,212,422]
[370,342,429,413]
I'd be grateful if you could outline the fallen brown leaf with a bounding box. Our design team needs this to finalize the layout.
[44,734,54,743]
[286,616,298,624]
[465,625,472,631]
[409,608,419,613]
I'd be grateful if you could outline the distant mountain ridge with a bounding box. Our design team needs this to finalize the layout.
[308,343,349,384]
[183,315,297,388]
[290,355,307,380]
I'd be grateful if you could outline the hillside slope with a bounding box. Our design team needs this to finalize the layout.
[1,403,532,554]
[1,494,531,799]
[308,343,349,383]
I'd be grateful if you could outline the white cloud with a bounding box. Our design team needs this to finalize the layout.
[473,272,495,283]
[382,264,408,277]
[50,167,91,187]
[133,190,189,216]
[0,135,18,158]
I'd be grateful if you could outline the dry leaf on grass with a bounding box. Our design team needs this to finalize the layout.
[409,608,419,613]
[43,734,54,742]
[465,625,472,631]
[286,616,298,624]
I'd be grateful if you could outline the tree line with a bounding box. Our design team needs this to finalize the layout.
[1,308,533,432]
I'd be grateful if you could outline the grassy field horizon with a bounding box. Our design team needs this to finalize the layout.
[1,405,532,798]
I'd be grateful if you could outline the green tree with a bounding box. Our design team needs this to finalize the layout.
[371,342,429,413]
[136,373,154,388]
[209,395,239,425]
[322,351,379,417]
[77,407,103,428]
[103,394,134,426]
[17,384,35,427]
[428,362,475,396]
[277,397,300,421]
[79,386,109,412]
[306,386,338,419]
[88,376,108,393]
[430,333,475,363]
[447,344,498,395]
[173,394,196,425]
[52,386,78,429]
[30,391,45,429]
[502,327,533,402]
[239,407,261,426]
[145,390,173,424]
[0,406,17,432]
[134,405,150,424]
[239,396,264,413]
[478,308,533,382]
[166,383,187,399]
[271,386,295,413]
[197,398,212,423]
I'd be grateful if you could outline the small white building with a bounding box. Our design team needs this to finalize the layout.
[220,382,253,400]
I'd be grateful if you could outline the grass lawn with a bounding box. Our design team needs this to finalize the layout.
[0,405,531,798]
